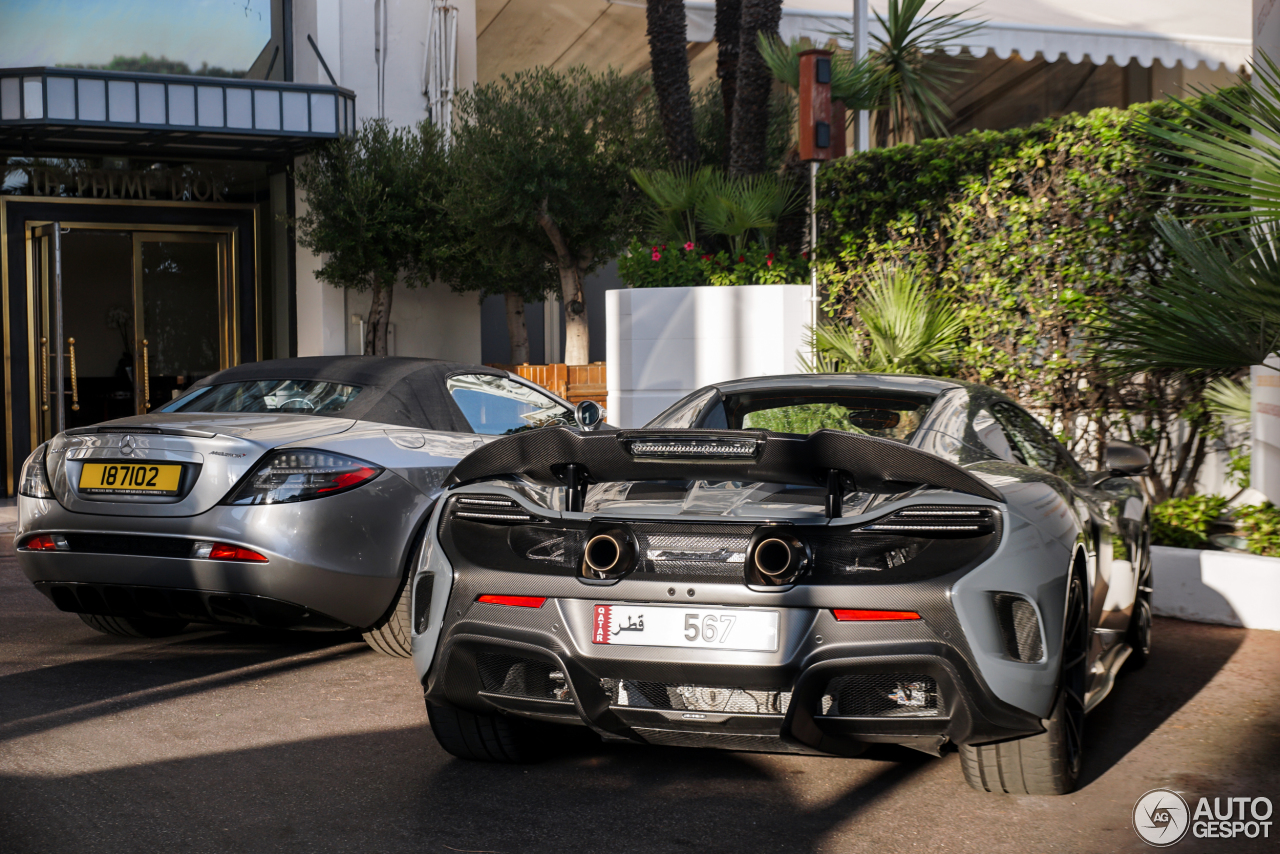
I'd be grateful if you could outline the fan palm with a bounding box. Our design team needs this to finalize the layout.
[1093,217,1280,375]
[802,265,962,374]
[1095,56,1280,380]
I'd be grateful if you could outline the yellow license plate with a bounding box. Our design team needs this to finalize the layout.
[78,462,183,495]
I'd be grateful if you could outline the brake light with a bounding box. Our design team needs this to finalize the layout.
[224,450,383,505]
[20,534,68,551]
[193,541,269,562]
[476,595,546,608]
[832,609,921,621]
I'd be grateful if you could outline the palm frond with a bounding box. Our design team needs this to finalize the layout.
[1205,377,1253,425]
[757,34,876,109]
[1091,217,1280,374]
[803,264,961,374]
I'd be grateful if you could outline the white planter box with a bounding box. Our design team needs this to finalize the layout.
[1151,545,1280,630]
[605,285,811,428]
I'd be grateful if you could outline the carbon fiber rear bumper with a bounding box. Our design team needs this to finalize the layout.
[422,579,1044,756]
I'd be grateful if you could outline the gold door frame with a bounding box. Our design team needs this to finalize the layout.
[2,195,259,495]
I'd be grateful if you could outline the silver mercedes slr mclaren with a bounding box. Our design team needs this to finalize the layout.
[14,356,603,656]
[411,374,1152,795]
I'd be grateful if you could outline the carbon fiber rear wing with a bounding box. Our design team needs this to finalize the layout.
[444,428,1003,515]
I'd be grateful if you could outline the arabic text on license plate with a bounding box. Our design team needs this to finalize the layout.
[591,604,778,653]
[78,462,182,495]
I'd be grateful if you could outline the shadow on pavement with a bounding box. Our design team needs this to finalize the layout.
[0,726,930,854]
[1078,617,1245,789]
[0,627,368,741]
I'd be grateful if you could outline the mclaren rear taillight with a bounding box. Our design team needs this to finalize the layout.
[224,450,383,505]
[476,595,546,608]
[832,609,921,621]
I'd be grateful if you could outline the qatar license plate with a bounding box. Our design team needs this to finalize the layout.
[78,462,183,495]
[592,604,779,652]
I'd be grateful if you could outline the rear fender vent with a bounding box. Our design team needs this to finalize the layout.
[450,494,536,524]
[992,593,1044,662]
[412,574,434,634]
[862,505,997,537]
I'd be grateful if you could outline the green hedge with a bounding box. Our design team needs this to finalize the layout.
[810,96,1238,489]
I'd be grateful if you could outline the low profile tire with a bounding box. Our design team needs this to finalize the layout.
[960,572,1087,796]
[1125,547,1153,671]
[427,701,563,763]
[361,579,412,658]
[78,613,188,639]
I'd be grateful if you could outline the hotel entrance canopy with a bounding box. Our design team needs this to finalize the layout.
[0,67,356,160]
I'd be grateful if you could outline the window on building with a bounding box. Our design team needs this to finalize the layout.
[0,0,277,80]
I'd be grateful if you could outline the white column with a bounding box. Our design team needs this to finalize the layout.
[293,178,348,356]
[853,0,870,151]
[1254,4,1280,500]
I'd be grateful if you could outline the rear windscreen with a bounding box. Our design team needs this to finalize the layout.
[713,389,937,442]
[159,380,362,415]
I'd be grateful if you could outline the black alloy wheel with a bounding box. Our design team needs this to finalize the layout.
[1059,571,1088,781]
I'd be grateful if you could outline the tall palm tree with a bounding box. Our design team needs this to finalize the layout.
[729,0,783,176]
[646,0,699,164]
[715,0,742,162]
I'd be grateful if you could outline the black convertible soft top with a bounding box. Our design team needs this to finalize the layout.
[191,356,509,433]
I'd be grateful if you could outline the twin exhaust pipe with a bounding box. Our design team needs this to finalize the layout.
[747,530,808,586]
[580,524,808,586]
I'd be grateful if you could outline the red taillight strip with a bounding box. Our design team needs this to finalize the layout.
[832,609,921,621]
[476,595,547,608]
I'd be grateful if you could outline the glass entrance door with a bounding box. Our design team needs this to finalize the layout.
[134,233,231,411]
[30,225,234,442]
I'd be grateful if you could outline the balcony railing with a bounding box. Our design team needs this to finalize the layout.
[0,67,355,159]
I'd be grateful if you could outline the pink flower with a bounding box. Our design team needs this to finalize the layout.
[766,259,773,267]
[737,255,745,264]
[684,242,695,251]
[651,251,662,261]
[700,254,711,261]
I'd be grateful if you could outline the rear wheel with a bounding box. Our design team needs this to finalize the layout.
[1125,546,1153,670]
[361,580,412,658]
[78,613,188,639]
[960,572,1087,795]
[427,700,577,763]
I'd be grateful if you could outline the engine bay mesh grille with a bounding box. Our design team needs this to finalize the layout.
[600,678,791,715]
[820,674,942,717]
[475,652,571,702]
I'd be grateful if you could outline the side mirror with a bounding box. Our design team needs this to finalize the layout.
[575,399,604,431]
[1104,440,1150,476]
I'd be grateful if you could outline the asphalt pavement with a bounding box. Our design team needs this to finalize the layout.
[1,538,1277,854]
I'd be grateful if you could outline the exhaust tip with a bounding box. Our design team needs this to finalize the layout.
[753,538,794,578]
[584,534,622,574]
[748,530,807,586]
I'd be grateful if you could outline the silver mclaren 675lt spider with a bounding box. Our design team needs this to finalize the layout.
[15,356,604,656]
[410,374,1152,795]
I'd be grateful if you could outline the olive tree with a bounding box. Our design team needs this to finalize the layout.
[448,67,662,365]
[294,120,452,355]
